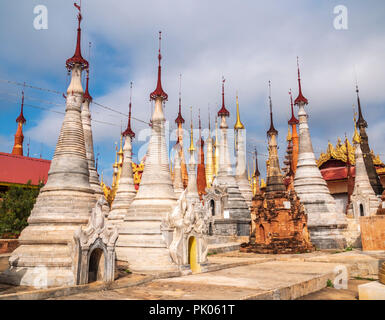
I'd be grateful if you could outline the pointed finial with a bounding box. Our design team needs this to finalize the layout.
[66,2,89,70]
[150,31,168,101]
[189,107,195,151]
[119,133,123,154]
[199,108,202,134]
[355,83,367,128]
[16,89,26,124]
[123,82,135,138]
[218,76,230,117]
[267,81,278,136]
[198,108,204,148]
[83,68,93,102]
[294,57,308,105]
[254,148,260,177]
[175,73,185,124]
[288,88,298,125]
[234,91,245,130]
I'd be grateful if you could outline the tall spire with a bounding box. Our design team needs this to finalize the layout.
[294,57,308,105]
[354,84,383,195]
[217,77,230,117]
[175,73,185,124]
[66,2,89,71]
[206,106,214,188]
[234,92,252,208]
[189,107,195,152]
[16,89,26,124]
[355,84,367,128]
[267,81,278,136]
[198,108,203,147]
[345,135,354,215]
[12,90,26,156]
[81,61,103,197]
[150,31,168,101]
[197,108,207,199]
[254,149,260,177]
[214,116,219,176]
[109,82,137,219]
[234,93,244,130]
[122,82,135,138]
[83,68,92,102]
[288,89,298,125]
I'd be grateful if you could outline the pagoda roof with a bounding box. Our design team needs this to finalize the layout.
[317,139,384,169]
[0,152,50,186]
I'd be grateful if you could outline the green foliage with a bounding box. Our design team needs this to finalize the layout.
[124,269,132,274]
[326,279,334,288]
[0,181,42,238]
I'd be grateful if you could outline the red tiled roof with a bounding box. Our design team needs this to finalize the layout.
[320,166,355,181]
[0,152,51,186]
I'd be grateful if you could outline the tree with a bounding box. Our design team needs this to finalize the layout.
[0,181,42,239]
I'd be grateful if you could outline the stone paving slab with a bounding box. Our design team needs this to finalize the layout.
[54,260,341,300]
[303,250,385,278]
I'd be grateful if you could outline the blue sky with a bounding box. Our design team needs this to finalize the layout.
[1,0,385,185]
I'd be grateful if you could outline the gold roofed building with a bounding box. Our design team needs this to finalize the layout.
[317,134,385,213]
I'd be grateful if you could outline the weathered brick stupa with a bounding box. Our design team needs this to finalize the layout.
[204,78,250,237]
[81,68,103,197]
[0,5,97,287]
[241,82,313,254]
[114,32,178,272]
[108,83,137,221]
[234,94,253,209]
[293,59,347,249]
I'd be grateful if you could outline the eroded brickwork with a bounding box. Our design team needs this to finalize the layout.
[241,190,314,254]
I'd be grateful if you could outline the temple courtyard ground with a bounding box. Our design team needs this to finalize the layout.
[0,249,384,300]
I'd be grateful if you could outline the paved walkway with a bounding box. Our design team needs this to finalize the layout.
[1,249,383,300]
[54,260,342,300]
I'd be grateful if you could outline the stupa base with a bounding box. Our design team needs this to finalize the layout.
[308,225,347,249]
